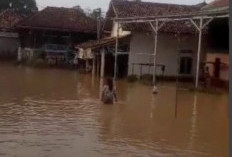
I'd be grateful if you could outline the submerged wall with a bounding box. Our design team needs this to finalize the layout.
[128,32,207,77]
[0,32,19,59]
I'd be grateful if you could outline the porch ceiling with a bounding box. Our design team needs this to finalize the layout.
[76,34,131,50]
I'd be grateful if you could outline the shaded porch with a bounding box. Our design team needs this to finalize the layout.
[76,35,131,78]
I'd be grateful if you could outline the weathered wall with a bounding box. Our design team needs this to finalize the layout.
[0,32,19,59]
[128,32,207,77]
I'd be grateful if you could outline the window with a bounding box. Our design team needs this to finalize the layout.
[179,57,192,75]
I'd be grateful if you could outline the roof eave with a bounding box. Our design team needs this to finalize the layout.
[17,25,97,34]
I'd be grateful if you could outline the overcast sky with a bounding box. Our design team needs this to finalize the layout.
[36,0,213,13]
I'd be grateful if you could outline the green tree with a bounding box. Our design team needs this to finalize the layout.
[0,0,38,14]
[90,8,102,19]
[73,5,85,14]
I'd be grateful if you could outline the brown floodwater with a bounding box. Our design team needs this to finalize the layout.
[0,62,229,157]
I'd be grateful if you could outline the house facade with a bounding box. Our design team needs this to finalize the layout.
[77,0,229,87]
[128,32,207,78]
[0,9,26,59]
[16,7,97,64]
[106,0,207,79]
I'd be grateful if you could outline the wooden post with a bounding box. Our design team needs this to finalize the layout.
[195,18,203,88]
[96,54,100,76]
[92,54,96,77]
[100,49,105,78]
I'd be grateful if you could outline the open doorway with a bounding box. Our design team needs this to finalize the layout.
[104,53,129,78]
[117,54,129,78]
[179,49,193,76]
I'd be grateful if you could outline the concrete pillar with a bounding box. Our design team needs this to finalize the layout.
[195,18,203,88]
[100,49,105,78]
[92,54,96,77]
[17,46,22,62]
[96,54,100,76]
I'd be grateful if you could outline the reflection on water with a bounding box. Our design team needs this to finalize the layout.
[0,62,229,157]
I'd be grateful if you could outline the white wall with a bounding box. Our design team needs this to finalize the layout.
[111,22,131,37]
[128,32,207,77]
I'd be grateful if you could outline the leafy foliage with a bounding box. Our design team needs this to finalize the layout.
[0,0,38,14]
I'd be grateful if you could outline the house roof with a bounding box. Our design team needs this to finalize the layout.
[17,7,97,33]
[104,0,206,34]
[108,0,203,18]
[0,9,26,30]
[201,0,229,11]
[76,34,130,50]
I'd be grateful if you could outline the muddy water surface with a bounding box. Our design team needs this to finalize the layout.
[0,63,229,157]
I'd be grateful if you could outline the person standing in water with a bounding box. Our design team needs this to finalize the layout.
[101,78,117,104]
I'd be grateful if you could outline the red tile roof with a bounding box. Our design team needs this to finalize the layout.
[0,9,25,30]
[108,0,203,18]
[104,0,206,34]
[202,0,229,10]
[17,7,97,33]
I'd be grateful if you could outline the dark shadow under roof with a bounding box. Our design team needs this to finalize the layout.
[76,34,130,50]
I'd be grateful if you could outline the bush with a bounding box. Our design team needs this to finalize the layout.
[127,75,138,82]
[32,59,48,68]
[140,74,153,85]
[189,87,223,95]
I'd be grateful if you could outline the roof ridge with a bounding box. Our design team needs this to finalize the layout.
[16,6,97,33]
[17,7,43,26]
[44,6,94,21]
[112,0,202,7]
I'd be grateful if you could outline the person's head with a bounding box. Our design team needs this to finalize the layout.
[105,78,113,91]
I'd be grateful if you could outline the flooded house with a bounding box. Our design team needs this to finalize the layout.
[16,7,97,65]
[107,0,208,81]
[77,0,205,80]
[202,0,229,86]
[77,0,229,89]
[0,9,25,59]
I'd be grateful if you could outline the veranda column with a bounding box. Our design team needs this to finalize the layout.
[153,20,159,85]
[114,22,119,80]
[195,18,203,88]
[100,49,105,78]
[92,54,96,77]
